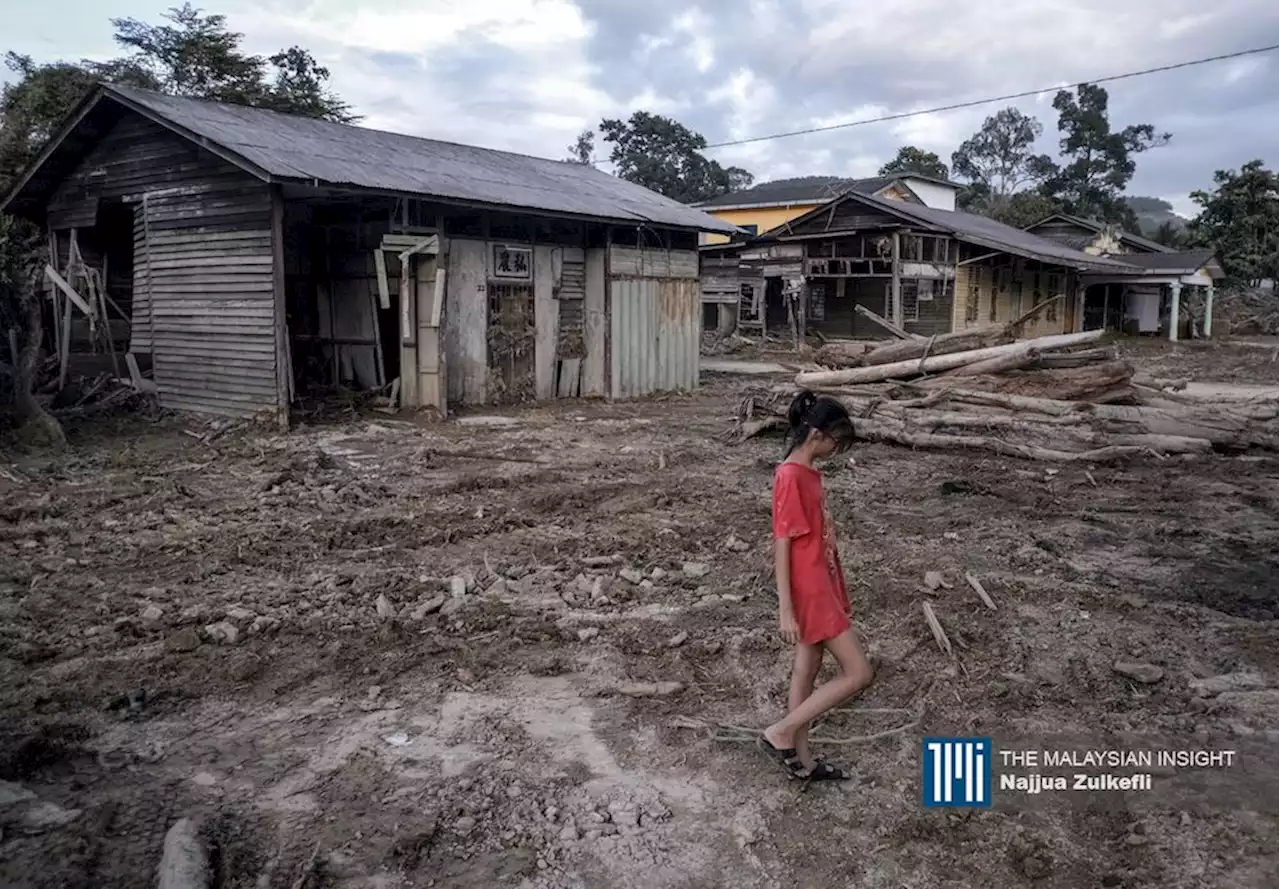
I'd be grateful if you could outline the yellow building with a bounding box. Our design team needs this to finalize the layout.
[694,174,962,244]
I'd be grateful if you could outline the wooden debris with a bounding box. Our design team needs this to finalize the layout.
[795,330,1104,388]
[921,601,953,657]
[853,304,922,341]
[965,573,997,611]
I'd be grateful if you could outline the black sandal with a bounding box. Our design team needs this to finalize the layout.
[756,736,803,777]
[799,761,850,781]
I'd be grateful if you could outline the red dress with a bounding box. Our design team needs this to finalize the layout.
[772,461,850,645]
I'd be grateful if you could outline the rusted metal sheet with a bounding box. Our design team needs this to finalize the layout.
[609,277,699,398]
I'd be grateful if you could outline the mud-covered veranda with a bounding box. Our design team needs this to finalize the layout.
[1,341,1276,889]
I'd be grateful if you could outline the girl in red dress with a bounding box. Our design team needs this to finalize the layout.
[759,391,874,781]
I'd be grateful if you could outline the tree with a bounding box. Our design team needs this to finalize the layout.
[878,146,948,180]
[565,129,594,164]
[598,111,753,203]
[1150,220,1185,249]
[1187,160,1279,286]
[0,5,354,440]
[1040,83,1169,227]
[110,5,352,121]
[951,108,1055,218]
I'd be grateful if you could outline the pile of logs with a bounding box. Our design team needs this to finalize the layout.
[738,314,1279,462]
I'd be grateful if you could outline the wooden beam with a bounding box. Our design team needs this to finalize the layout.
[44,265,93,316]
[270,185,291,429]
[890,231,903,328]
[854,303,922,341]
[373,248,391,310]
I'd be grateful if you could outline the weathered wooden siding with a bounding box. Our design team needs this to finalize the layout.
[582,247,607,397]
[45,110,277,418]
[608,246,698,279]
[444,239,489,404]
[144,194,275,417]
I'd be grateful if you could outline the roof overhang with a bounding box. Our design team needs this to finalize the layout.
[4,84,739,236]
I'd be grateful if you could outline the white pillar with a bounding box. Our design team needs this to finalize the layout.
[1203,283,1214,338]
[1168,281,1181,342]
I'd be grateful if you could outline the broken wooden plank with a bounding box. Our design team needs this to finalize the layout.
[854,304,922,341]
[44,265,93,317]
[373,249,391,310]
[965,573,997,611]
[921,601,953,657]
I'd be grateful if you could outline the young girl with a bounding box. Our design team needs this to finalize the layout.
[759,391,874,781]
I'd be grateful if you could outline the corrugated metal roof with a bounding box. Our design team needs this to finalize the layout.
[1025,213,1174,254]
[853,194,1141,272]
[28,84,738,233]
[1108,249,1218,273]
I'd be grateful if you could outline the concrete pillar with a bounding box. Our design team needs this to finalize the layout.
[1203,283,1214,338]
[1168,281,1181,342]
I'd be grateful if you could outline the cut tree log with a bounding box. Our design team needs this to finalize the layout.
[917,359,1134,402]
[795,330,1105,387]
[1034,348,1115,369]
[944,346,1039,377]
[860,324,1013,367]
[814,340,877,368]
[855,418,1199,462]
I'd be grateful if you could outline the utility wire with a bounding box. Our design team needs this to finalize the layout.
[704,44,1279,149]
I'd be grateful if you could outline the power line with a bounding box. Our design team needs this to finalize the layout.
[704,44,1279,149]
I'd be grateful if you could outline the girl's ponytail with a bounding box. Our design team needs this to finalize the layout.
[784,389,854,456]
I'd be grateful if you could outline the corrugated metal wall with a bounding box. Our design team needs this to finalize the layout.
[609,277,699,398]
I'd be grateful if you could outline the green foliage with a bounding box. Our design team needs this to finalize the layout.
[951,107,1055,221]
[109,5,353,121]
[599,111,752,203]
[565,129,594,164]
[1186,160,1279,286]
[877,146,948,179]
[1039,83,1168,227]
[1149,220,1186,249]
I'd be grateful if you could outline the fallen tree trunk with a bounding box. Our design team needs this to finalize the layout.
[859,324,1014,367]
[795,330,1105,387]
[854,417,1203,462]
[918,359,1134,402]
[1033,348,1115,369]
[814,340,877,368]
[944,346,1039,377]
[854,304,922,340]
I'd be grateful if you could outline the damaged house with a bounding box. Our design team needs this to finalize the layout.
[703,190,1224,341]
[1,84,736,423]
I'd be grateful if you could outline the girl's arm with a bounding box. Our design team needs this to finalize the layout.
[774,537,800,644]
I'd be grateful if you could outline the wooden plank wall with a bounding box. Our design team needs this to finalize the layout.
[48,111,276,418]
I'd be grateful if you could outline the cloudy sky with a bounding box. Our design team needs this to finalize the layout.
[6,0,1278,215]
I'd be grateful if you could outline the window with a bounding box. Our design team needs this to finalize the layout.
[1046,273,1061,321]
[739,224,758,237]
[900,280,918,322]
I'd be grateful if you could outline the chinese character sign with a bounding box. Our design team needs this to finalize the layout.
[493,245,532,280]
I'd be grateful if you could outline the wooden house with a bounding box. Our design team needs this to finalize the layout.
[2,84,736,423]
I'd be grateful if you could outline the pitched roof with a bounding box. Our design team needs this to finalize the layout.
[2,84,736,233]
[1025,213,1173,254]
[1107,249,1221,275]
[763,190,1138,272]
[693,176,876,208]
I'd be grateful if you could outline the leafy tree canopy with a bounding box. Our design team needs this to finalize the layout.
[878,146,948,180]
[1186,159,1279,286]
[599,111,752,203]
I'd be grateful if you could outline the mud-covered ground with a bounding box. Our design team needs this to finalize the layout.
[0,346,1276,889]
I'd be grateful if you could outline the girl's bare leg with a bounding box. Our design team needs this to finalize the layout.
[764,629,873,750]
[788,643,823,769]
